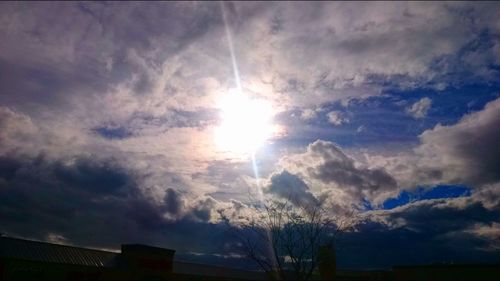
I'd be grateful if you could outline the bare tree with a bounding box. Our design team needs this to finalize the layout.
[220,197,353,280]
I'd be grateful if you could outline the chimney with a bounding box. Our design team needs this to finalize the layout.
[120,244,175,273]
[317,243,336,281]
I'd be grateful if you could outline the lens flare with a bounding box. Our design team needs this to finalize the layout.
[215,89,274,155]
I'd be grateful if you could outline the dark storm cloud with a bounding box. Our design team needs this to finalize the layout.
[383,198,499,234]
[0,155,150,234]
[52,157,130,194]
[339,198,500,269]
[0,157,22,181]
[0,154,228,254]
[309,141,397,191]
[163,188,185,215]
[266,170,319,206]
[283,140,398,205]
[338,221,498,269]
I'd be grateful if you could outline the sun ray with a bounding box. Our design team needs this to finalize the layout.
[219,2,280,272]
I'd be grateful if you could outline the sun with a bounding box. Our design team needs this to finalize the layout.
[215,88,274,155]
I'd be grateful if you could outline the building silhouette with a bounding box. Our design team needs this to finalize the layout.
[0,236,266,280]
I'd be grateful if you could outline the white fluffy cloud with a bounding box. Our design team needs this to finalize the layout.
[327,111,349,125]
[406,97,432,119]
[300,108,318,120]
[0,107,38,155]
[231,2,500,106]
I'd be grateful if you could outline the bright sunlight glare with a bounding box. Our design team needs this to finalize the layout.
[215,88,275,155]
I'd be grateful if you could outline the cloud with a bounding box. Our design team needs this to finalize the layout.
[353,96,500,258]
[364,97,500,207]
[0,2,498,182]
[53,158,132,194]
[163,188,185,216]
[471,183,500,211]
[189,196,218,222]
[1,2,499,128]
[3,2,494,122]
[372,197,498,234]
[233,2,500,107]
[466,222,500,251]
[406,97,432,119]
[265,170,319,206]
[0,155,155,241]
[415,97,500,187]
[326,111,349,125]
[0,153,241,255]
[278,140,398,208]
[0,2,225,138]
[0,106,39,155]
[339,196,500,268]
[300,108,318,120]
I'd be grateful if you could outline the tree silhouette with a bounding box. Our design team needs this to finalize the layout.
[220,197,353,280]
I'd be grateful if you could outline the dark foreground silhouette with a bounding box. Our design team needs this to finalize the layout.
[0,236,498,281]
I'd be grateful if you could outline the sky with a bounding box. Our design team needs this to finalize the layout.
[0,1,499,270]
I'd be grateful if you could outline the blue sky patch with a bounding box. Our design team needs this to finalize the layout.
[382,185,472,210]
[93,126,133,140]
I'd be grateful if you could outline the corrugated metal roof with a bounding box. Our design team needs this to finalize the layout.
[0,236,118,267]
